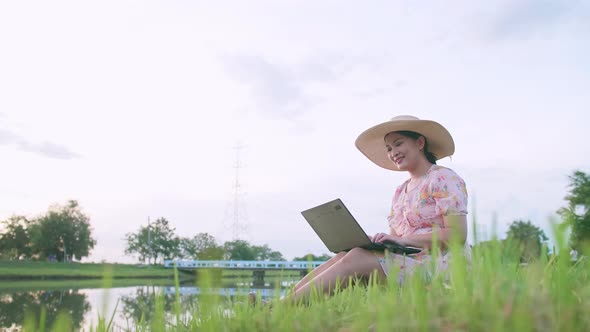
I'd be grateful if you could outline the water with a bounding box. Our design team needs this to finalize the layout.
[0,278,297,331]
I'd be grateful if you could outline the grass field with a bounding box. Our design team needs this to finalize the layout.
[0,278,181,291]
[6,219,588,331]
[0,261,178,279]
[0,261,304,281]
[18,225,590,332]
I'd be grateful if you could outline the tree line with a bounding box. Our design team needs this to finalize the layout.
[123,217,331,264]
[1,170,590,263]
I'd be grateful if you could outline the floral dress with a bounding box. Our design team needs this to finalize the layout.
[377,164,470,281]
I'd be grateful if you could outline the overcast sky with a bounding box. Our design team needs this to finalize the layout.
[1,0,589,262]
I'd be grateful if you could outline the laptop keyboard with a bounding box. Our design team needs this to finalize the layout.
[361,242,421,255]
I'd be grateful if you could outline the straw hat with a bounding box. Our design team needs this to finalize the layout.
[355,115,455,171]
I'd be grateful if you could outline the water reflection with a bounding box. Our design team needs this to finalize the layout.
[0,289,90,330]
[0,278,296,331]
[119,281,292,324]
[119,285,195,324]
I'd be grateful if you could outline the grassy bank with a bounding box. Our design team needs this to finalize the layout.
[25,229,590,331]
[15,225,590,331]
[195,241,589,332]
[0,261,177,280]
[0,261,303,281]
[0,278,179,291]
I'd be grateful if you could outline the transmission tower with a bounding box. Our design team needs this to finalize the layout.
[228,142,249,240]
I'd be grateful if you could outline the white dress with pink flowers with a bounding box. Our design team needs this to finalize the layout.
[377,164,471,280]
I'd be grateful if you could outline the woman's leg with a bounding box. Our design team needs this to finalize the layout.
[250,255,349,306]
[293,252,347,292]
[287,248,385,304]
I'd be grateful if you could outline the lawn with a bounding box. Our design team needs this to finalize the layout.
[0,261,176,279]
[21,232,590,331]
[0,278,180,291]
[0,261,304,280]
[11,225,590,331]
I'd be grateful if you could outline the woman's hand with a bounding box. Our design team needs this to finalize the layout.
[372,232,405,246]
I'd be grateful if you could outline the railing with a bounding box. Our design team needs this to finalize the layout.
[163,286,278,298]
[163,260,325,270]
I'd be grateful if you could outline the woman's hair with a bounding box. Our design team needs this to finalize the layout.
[392,130,438,164]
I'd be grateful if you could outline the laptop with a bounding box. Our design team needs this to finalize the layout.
[301,198,421,255]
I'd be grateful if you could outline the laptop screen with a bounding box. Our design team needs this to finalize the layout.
[301,199,373,253]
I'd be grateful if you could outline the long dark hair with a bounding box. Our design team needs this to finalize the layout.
[393,130,438,164]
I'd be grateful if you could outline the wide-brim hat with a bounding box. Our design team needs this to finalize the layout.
[355,115,455,171]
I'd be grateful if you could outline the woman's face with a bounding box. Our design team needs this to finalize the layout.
[384,132,425,171]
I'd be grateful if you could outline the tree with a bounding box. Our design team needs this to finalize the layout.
[124,228,151,264]
[221,240,286,261]
[267,250,285,261]
[0,215,33,260]
[558,170,590,253]
[125,217,180,264]
[180,237,197,259]
[223,240,256,260]
[29,200,96,261]
[293,253,333,261]
[151,218,180,261]
[180,233,224,260]
[506,220,548,262]
[251,244,285,261]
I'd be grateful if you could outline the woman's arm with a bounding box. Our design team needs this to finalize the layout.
[373,215,467,250]
[370,226,400,241]
[368,225,400,242]
[398,215,467,250]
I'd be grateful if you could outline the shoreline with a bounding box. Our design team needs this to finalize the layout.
[0,261,302,281]
[0,274,180,281]
[0,261,180,280]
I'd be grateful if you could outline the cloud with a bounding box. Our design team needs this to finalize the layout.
[222,55,305,116]
[221,54,355,118]
[0,128,80,160]
[489,0,589,40]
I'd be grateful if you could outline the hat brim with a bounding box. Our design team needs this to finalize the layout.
[355,119,455,171]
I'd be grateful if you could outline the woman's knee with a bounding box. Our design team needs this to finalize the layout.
[340,247,371,264]
[323,252,346,265]
[348,247,371,256]
[334,248,384,278]
[334,251,347,260]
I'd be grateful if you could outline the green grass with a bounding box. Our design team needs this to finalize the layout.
[0,261,305,281]
[0,261,177,279]
[0,278,179,291]
[180,237,588,332]
[89,252,587,332]
[17,225,590,331]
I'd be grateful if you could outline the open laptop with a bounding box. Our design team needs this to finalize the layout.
[301,198,421,255]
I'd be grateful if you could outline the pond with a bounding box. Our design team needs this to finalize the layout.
[0,277,297,331]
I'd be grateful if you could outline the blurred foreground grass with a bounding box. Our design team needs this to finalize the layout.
[21,226,590,331]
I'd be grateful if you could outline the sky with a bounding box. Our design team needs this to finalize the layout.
[0,0,589,263]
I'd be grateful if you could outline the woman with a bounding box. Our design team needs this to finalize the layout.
[284,115,470,304]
